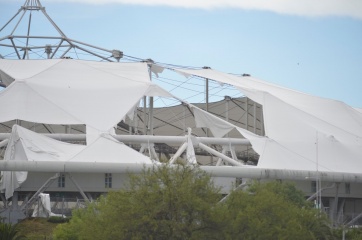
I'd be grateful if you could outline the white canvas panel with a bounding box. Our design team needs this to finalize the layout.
[0,125,152,198]
[0,59,152,131]
[70,134,152,164]
[191,104,267,155]
[8,125,152,163]
[174,67,362,173]
[173,67,362,138]
[144,83,174,97]
[355,107,362,114]
[192,105,234,138]
[0,82,82,124]
[0,59,62,85]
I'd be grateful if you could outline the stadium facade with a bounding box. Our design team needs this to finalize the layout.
[1,0,362,227]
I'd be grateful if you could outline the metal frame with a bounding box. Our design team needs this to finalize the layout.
[0,0,123,61]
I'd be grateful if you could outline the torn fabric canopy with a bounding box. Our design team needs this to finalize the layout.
[175,67,362,173]
[0,59,152,132]
[0,125,153,199]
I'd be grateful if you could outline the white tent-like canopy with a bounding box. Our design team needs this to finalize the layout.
[0,125,153,199]
[0,59,171,134]
[172,67,362,173]
[1,58,362,195]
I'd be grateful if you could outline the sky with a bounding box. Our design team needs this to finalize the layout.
[0,0,362,108]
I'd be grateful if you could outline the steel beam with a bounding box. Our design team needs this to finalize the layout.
[1,161,362,183]
[0,133,251,146]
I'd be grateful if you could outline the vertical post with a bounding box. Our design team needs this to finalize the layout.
[134,105,139,135]
[143,96,147,135]
[182,102,186,134]
[203,66,212,165]
[149,97,153,135]
[260,105,265,136]
[147,59,154,136]
[225,96,231,137]
[253,101,256,134]
[205,78,209,137]
[245,98,249,158]
[203,66,211,137]
[331,183,340,225]
[316,131,321,212]
[245,98,248,131]
[12,191,19,209]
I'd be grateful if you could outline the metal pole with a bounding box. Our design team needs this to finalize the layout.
[149,69,154,135]
[225,96,231,137]
[198,143,243,166]
[143,96,147,134]
[253,101,256,134]
[3,161,362,183]
[0,139,9,148]
[0,133,251,146]
[203,66,211,137]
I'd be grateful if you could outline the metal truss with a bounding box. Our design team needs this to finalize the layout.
[0,0,123,61]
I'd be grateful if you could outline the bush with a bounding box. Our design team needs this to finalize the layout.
[0,222,26,240]
[47,216,69,224]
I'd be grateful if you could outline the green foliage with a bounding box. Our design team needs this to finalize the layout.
[53,164,224,240]
[16,217,61,240]
[334,226,362,240]
[47,216,69,224]
[0,222,26,240]
[52,169,338,240]
[222,180,336,240]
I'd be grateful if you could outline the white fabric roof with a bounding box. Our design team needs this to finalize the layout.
[0,125,153,199]
[174,67,362,173]
[0,59,171,132]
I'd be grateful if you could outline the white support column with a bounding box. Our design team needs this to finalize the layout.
[134,105,139,135]
[169,142,188,164]
[149,97,154,135]
[198,143,244,166]
[216,147,227,166]
[0,139,9,148]
[3,161,362,183]
[21,173,60,211]
[0,133,251,146]
[230,146,238,160]
[150,144,159,162]
[219,182,247,203]
[143,96,147,134]
[148,61,154,136]
[203,66,211,138]
[139,144,146,154]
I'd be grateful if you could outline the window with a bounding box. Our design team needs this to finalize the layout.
[58,173,65,188]
[345,183,351,194]
[311,181,316,193]
[105,173,112,188]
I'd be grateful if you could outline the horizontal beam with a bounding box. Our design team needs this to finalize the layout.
[0,161,361,183]
[0,133,250,146]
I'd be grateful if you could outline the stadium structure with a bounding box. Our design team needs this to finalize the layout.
[1,0,362,227]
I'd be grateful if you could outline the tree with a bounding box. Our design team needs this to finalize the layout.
[53,164,225,240]
[53,167,338,240]
[222,181,336,240]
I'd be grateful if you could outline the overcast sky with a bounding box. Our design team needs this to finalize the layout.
[1,0,361,107]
